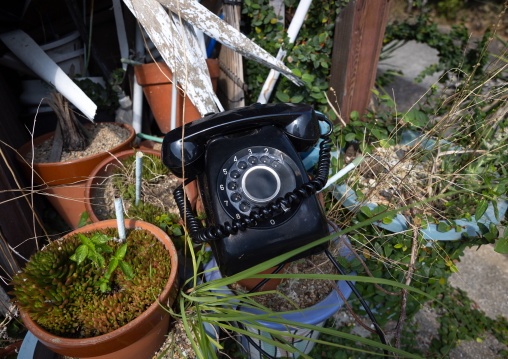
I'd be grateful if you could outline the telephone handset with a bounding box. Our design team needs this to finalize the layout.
[162,103,333,276]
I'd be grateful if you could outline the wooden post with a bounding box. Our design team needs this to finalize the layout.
[218,4,245,109]
[328,0,391,124]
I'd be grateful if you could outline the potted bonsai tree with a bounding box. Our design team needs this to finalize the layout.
[10,218,179,358]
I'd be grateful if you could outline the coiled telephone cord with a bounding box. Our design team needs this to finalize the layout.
[173,115,333,244]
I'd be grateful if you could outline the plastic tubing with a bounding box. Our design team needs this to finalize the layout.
[135,151,143,206]
[114,197,126,242]
[132,26,145,134]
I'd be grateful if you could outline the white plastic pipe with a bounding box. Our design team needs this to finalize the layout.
[257,0,312,104]
[113,0,130,71]
[135,151,143,206]
[171,72,177,131]
[0,30,97,120]
[132,26,145,134]
[114,197,126,242]
[320,156,364,192]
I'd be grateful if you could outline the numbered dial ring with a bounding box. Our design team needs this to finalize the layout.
[217,146,301,227]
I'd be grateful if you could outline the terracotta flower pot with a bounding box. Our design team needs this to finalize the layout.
[134,58,220,133]
[85,149,198,223]
[20,218,179,359]
[16,123,136,229]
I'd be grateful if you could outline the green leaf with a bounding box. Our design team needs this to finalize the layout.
[91,233,110,245]
[382,217,393,224]
[99,281,109,293]
[437,222,451,232]
[276,91,290,102]
[394,243,403,249]
[475,199,488,222]
[360,206,372,217]
[119,261,135,279]
[291,68,302,77]
[336,256,350,269]
[492,200,499,221]
[78,212,91,228]
[384,245,393,257]
[291,94,304,103]
[301,73,315,83]
[108,258,119,275]
[95,253,105,268]
[98,244,113,253]
[350,111,359,121]
[371,128,384,140]
[171,227,183,237]
[477,223,489,235]
[494,237,508,254]
[78,233,95,251]
[72,245,88,265]
[114,243,128,260]
[345,133,356,142]
[405,109,429,127]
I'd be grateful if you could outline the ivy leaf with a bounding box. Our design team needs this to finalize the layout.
[276,91,290,102]
[345,133,356,142]
[405,109,429,127]
[291,95,304,103]
[301,73,315,83]
[474,199,488,222]
[171,227,183,237]
[494,237,508,254]
[336,256,350,269]
[437,222,451,232]
[477,223,489,235]
[371,128,384,140]
[384,245,393,257]
[291,68,302,77]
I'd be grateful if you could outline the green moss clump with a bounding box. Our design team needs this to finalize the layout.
[10,228,172,338]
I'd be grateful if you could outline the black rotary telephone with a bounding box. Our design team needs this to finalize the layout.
[162,103,333,276]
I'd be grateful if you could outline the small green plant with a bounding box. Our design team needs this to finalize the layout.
[10,228,171,337]
[70,232,134,292]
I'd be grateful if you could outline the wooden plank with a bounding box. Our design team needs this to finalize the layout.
[327,0,356,122]
[218,4,245,109]
[328,0,391,124]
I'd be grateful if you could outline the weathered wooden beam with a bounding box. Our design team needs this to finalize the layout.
[328,0,391,124]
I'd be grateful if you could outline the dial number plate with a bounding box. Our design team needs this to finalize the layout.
[217,146,302,228]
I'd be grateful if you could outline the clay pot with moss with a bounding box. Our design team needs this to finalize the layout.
[10,219,179,359]
[85,149,198,229]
